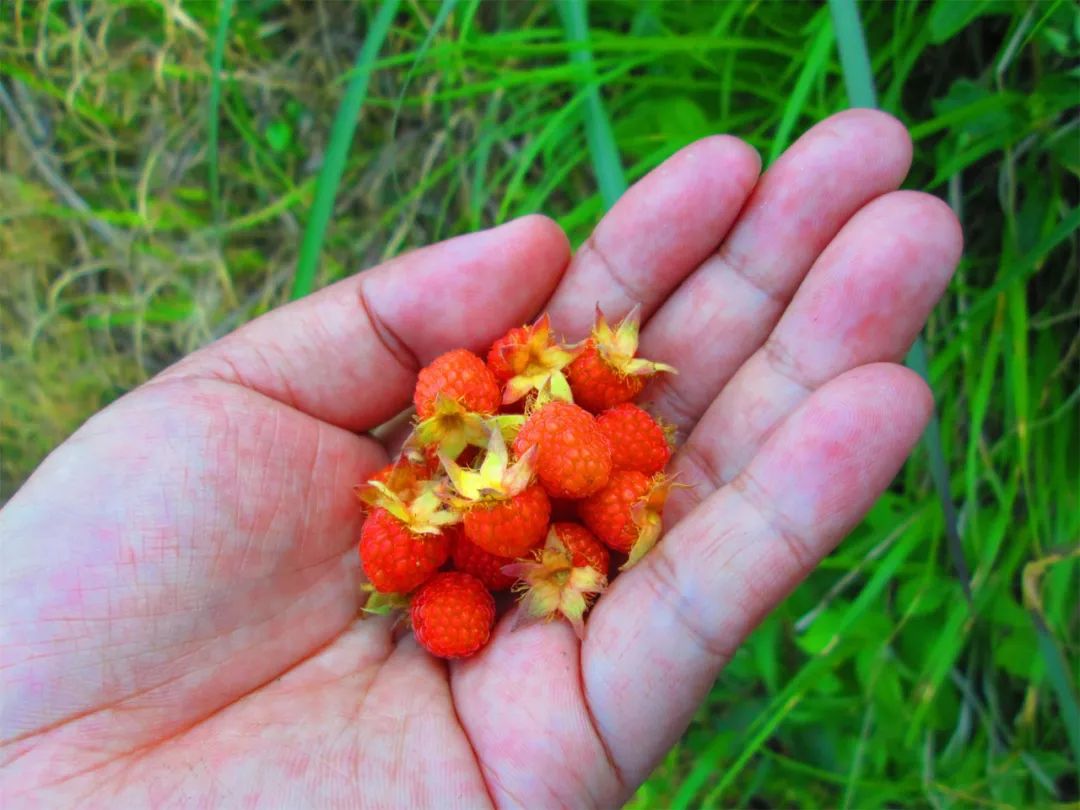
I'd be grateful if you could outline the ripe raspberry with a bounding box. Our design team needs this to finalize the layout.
[452,534,517,591]
[503,525,608,638]
[414,349,500,420]
[356,476,461,593]
[410,572,496,659]
[463,484,550,557]
[566,306,675,413]
[487,325,531,384]
[486,314,577,404]
[512,401,612,499]
[567,341,644,412]
[359,508,453,594]
[550,521,610,577]
[579,470,672,568]
[596,403,672,475]
[443,426,550,557]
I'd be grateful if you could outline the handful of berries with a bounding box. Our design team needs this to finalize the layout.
[356,306,678,659]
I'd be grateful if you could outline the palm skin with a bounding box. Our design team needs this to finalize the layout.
[0,111,961,809]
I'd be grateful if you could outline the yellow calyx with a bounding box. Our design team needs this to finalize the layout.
[353,459,424,509]
[412,394,492,460]
[442,426,536,505]
[356,479,460,535]
[624,474,677,569]
[498,315,578,404]
[411,395,525,461]
[503,528,607,639]
[592,304,677,378]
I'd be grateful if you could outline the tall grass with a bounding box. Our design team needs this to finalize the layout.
[292,0,400,299]
[556,0,627,208]
[829,0,971,605]
[207,0,235,235]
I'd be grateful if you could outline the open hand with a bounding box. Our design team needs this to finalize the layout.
[0,110,961,808]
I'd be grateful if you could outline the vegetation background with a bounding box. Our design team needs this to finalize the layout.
[1,0,1077,806]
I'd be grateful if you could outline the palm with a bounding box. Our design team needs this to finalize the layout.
[1,112,960,808]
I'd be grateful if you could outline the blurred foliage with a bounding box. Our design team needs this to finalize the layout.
[1,0,1077,807]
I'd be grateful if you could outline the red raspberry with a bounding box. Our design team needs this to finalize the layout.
[442,426,550,557]
[579,470,672,567]
[596,403,671,475]
[410,572,496,659]
[463,484,550,558]
[566,307,675,413]
[359,508,452,594]
[567,340,644,412]
[486,315,577,404]
[414,349,500,420]
[512,401,612,499]
[550,522,609,577]
[452,535,516,591]
[503,524,608,638]
[487,325,532,384]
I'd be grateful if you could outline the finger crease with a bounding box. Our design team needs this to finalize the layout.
[164,350,301,412]
[730,471,817,570]
[653,378,701,435]
[358,283,420,375]
[762,335,816,394]
[678,438,726,497]
[576,651,627,799]
[583,234,648,311]
[640,542,733,662]
[716,244,788,308]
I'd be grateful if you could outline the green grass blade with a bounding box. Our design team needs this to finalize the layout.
[557,0,627,209]
[769,9,835,164]
[907,339,970,596]
[208,0,236,234]
[1032,611,1080,768]
[291,0,401,299]
[829,0,968,598]
[827,0,877,108]
[388,0,458,175]
[676,513,931,807]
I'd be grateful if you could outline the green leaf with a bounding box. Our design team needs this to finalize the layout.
[795,604,847,656]
[993,627,1039,679]
[265,119,292,153]
[928,0,1000,44]
[931,79,1018,140]
[856,648,906,718]
[895,577,949,617]
[1033,613,1080,769]
[827,0,877,107]
[749,614,782,694]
